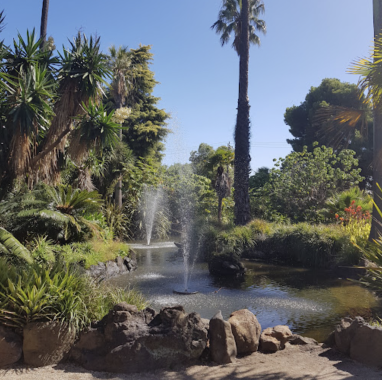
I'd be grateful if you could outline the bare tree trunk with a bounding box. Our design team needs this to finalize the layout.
[114,96,123,209]
[370,0,382,240]
[40,0,49,49]
[234,0,251,225]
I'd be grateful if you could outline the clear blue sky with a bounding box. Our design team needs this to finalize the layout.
[1,1,374,173]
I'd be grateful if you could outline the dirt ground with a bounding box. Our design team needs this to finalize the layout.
[0,345,381,380]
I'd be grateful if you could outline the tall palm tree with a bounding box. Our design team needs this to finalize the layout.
[40,0,49,49]
[213,0,265,224]
[233,0,252,225]
[211,0,266,55]
[108,46,132,208]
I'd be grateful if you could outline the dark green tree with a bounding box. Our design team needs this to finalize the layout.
[249,166,269,190]
[119,45,170,162]
[285,78,373,188]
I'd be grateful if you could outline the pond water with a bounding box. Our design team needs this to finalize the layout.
[111,242,382,342]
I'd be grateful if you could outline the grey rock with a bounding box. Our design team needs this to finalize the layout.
[0,326,22,368]
[335,317,382,368]
[70,305,208,373]
[23,321,75,367]
[209,311,237,364]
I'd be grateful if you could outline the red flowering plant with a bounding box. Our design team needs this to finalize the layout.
[336,200,371,243]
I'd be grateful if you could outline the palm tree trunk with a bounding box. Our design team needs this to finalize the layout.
[114,96,123,209]
[234,0,251,226]
[218,196,223,223]
[40,0,49,49]
[370,0,382,240]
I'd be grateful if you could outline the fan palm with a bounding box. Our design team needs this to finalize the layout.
[211,0,266,55]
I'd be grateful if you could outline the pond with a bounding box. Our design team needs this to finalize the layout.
[111,242,382,342]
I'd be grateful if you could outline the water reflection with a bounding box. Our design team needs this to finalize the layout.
[111,245,381,342]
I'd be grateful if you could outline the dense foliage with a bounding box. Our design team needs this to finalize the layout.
[251,145,364,222]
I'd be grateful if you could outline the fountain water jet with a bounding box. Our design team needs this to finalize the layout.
[141,185,163,246]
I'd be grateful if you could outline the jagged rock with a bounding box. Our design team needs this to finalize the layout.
[23,321,76,367]
[228,309,261,354]
[335,316,382,368]
[208,255,246,276]
[70,305,208,373]
[87,255,137,281]
[260,325,292,353]
[209,311,237,364]
[0,326,22,368]
[334,317,363,355]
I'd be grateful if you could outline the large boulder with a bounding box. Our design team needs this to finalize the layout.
[0,326,22,367]
[208,254,246,276]
[209,311,237,364]
[228,309,261,354]
[70,304,208,373]
[260,325,292,353]
[23,321,76,367]
[335,316,382,368]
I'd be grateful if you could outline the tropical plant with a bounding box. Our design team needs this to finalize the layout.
[0,227,33,264]
[108,45,133,208]
[0,184,103,242]
[321,187,373,222]
[211,0,266,55]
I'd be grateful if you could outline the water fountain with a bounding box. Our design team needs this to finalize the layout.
[141,185,163,246]
[170,165,200,295]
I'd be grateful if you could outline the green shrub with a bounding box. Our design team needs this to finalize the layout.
[58,239,130,269]
[200,219,361,268]
[259,223,360,268]
[0,259,146,332]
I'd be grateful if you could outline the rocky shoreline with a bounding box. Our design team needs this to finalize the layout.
[4,304,380,374]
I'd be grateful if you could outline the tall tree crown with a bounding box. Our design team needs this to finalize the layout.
[211,0,266,55]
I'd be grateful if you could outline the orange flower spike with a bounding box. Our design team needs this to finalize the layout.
[335,214,339,219]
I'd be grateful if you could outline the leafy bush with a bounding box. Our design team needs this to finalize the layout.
[0,259,146,332]
[258,223,360,268]
[251,145,364,223]
[201,219,361,268]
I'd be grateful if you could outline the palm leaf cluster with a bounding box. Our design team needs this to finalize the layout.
[211,0,266,55]
[0,29,118,190]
